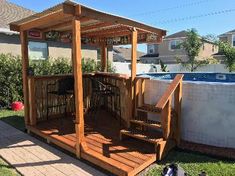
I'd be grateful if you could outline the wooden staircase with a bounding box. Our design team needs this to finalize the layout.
[120,74,184,160]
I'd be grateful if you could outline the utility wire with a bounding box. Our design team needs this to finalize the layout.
[130,0,212,17]
[150,8,235,25]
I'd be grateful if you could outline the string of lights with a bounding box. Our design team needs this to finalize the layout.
[150,8,235,25]
[130,0,212,17]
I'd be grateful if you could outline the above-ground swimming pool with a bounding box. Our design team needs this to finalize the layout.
[140,72,235,149]
[140,73,235,83]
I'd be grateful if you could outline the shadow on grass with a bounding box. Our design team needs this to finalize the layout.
[158,148,235,165]
[0,115,25,131]
[0,156,21,176]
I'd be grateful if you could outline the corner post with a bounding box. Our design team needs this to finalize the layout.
[72,17,84,158]
[130,28,137,123]
[174,80,182,146]
[101,43,108,72]
[20,31,30,126]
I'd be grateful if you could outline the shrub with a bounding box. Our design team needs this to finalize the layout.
[218,42,235,72]
[0,54,23,106]
[0,54,115,106]
[29,57,72,75]
[177,29,209,72]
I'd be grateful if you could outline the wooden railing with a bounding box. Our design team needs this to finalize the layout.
[155,74,183,145]
[84,72,131,126]
[27,73,132,127]
[28,75,74,125]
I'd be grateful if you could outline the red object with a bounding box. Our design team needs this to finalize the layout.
[11,102,24,111]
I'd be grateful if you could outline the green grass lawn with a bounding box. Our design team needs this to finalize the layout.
[0,110,235,176]
[0,109,24,131]
[0,158,20,176]
[0,109,24,176]
[146,149,235,176]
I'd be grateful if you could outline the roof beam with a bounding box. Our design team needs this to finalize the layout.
[82,22,115,32]
[19,10,72,31]
[42,21,71,32]
[82,31,131,39]
[62,2,166,37]
[82,26,129,36]
[41,17,91,32]
[80,6,166,37]
[63,2,81,16]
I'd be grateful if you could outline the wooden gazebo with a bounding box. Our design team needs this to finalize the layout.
[10,1,183,175]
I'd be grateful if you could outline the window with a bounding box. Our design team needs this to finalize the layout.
[169,40,182,50]
[148,45,155,54]
[232,35,235,47]
[97,48,101,61]
[28,41,48,60]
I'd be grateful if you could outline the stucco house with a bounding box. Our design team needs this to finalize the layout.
[140,30,218,64]
[113,46,145,62]
[0,0,112,61]
[218,29,235,47]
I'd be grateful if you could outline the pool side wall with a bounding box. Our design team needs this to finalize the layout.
[145,79,235,149]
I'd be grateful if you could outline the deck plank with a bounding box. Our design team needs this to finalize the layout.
[31,111,156,176]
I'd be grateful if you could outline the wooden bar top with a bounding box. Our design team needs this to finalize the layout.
[28,72,130,81]
[83,72,130,81]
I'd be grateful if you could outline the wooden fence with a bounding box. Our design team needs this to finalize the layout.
[27,73,132,127]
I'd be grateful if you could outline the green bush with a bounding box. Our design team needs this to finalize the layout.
[0,54,115,106]
[82,58,116,73]
[0,54,23,106]
[29,57,72,75]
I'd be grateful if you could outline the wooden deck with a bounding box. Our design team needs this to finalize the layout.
[27,110,157,176]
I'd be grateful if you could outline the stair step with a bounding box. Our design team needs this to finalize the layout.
[130,119,162,129]
[137,104,161,114]
[120,129,163,144]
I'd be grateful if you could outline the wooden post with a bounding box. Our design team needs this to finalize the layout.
[101,43,107,72]
[20,31,30,126]
[72,17,84,158]
[174,81,182,146]
[130,29,137,123]
[28,77,36,126]
[161,98,172,140]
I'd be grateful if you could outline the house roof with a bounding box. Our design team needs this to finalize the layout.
[0,0,34,30]
[164,30,187,39]
[219,29,235,37]
[113,47,146,61]
[161,30,215,44]
[140,53,159,58]
[9,1,166,45]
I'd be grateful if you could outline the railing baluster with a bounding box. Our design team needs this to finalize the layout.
[161,97,172,139]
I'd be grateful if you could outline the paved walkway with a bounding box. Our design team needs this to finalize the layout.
[0,121,106,176]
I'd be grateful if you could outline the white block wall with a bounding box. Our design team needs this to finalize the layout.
[113,62,230,75]
[144,79,235,149]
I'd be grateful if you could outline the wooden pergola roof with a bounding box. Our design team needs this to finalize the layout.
[9,0,166,44]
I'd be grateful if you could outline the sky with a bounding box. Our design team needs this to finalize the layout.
[9,0,235,52]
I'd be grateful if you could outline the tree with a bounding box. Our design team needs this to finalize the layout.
[159,60,168,72]
[218,42,235,72]
[177,29,209,72]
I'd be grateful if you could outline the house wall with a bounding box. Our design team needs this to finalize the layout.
[199,42,218,59]
[0,33,113,61]
[0,33,21,55]
[219,33,234,46]
[145,38,218,64]
[158,38,187,57]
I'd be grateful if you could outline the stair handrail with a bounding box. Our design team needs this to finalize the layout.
[155,74,184,110]
[155,74,183,144]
